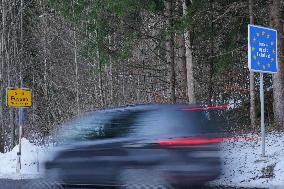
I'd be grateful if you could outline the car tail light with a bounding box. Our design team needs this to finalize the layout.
[158,137,258,147]
[181,105,229,111]
[158,138,223,146]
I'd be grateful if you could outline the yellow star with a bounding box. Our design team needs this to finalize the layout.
[272,50,276,54]
[262,65,266,70]
[266,34,270,39]
[271,41,274,45]
[268,63,271,67]
[253,55,257,60]
[252,47,255,51]
[256,33,260,37]
[257,61,260,66]
[271,58,274,62]
[262,31,265,36]
[253,37,256,42]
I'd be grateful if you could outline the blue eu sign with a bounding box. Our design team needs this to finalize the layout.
[248,24,278,73]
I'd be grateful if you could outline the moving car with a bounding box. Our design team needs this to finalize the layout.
[44,104,225,188]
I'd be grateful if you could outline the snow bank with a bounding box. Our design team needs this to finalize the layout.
[1,134,284,188]
[211,132,284,188]
[0,138,47,179]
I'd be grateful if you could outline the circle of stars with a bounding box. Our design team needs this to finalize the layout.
[251,30,276,71]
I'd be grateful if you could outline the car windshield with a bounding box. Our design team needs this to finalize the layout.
[56,111,144,143]
[56,108,224,143]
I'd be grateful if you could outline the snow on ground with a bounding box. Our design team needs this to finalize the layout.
[0,134,284,188]
[211,132,284,188]
[0,138,47,179]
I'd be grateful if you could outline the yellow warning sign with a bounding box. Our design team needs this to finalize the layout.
[6,88,32,107]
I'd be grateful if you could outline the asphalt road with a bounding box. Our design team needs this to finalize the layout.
[0,179,265,189]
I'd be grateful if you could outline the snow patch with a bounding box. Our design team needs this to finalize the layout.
[0,138,48,180]
[211,132,284,188]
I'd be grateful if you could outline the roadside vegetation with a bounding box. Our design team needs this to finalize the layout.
[0,0,283,151]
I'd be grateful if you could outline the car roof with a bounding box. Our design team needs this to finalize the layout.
[93,103,203,114]
[70,103,206,122]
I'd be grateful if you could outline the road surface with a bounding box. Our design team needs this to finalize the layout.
[0,179,266,189]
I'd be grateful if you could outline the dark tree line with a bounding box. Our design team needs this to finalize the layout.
[0,0,284,152]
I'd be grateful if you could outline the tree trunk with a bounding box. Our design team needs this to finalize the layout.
[249,0,257,130]
[122,60,126,104]
[98,61,104,106]
[0,0,5,153]
[182,0,195,103]
[165,0,176,103]
[20,0,23,87]
[108,35,114,105]
[208,0,214,106]
[72,0,80,115]
[109,61,114,104]
[95,24,104,107]
[73,30,80,115]
[270,0,284,126]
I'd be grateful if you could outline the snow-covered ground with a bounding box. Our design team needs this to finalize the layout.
[0,134,284,188]
[0,138,47,179]
[212,132,284,188]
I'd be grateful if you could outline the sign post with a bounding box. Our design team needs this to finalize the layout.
[6,88,32,172]
[248,24,278,157]
[17,108,24,172]
[260,72,265,156]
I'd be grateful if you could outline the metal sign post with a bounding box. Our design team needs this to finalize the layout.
[6,88,32,173]
[248,24,278,157]
[259,73,265,156]
[16,108,24,173]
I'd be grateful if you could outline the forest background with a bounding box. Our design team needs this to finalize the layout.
[0,0,283,152]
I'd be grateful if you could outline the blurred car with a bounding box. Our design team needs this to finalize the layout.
[44,104,225,188]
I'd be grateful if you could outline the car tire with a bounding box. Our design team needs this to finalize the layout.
[119,168,174,189]
[25,179,63,189]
